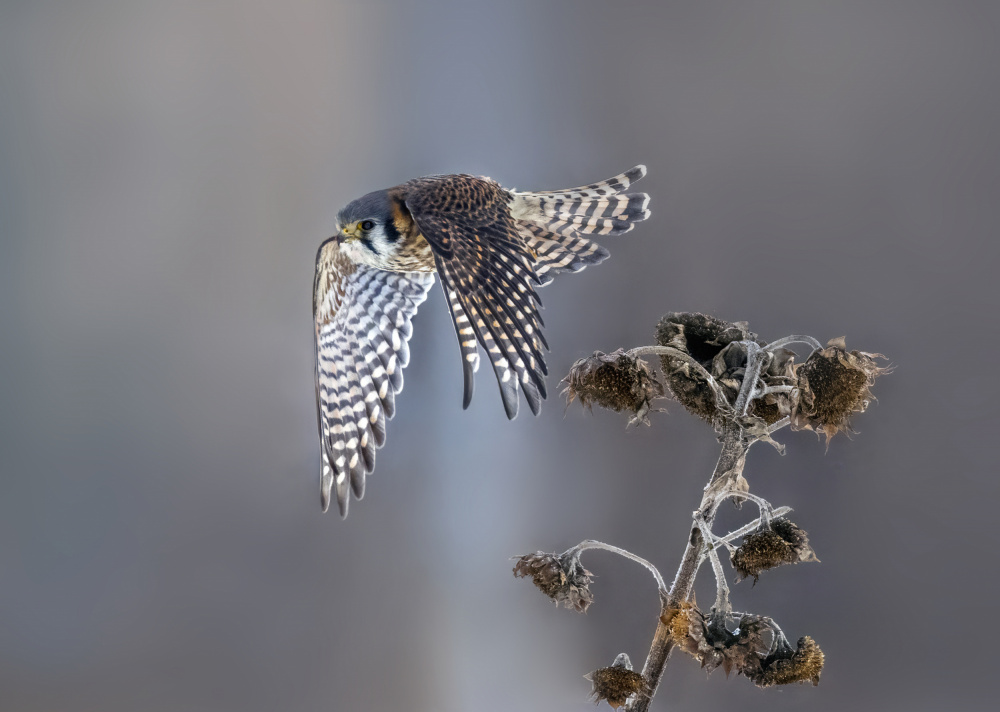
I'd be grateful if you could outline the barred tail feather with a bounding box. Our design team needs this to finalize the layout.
[511,164,650,234]
[514,190,650,236]
[520,223,610,283]
[525,164,647,198]
[510,165,648,284]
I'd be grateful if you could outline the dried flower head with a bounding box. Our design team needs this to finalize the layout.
[513,551,594,613]
[666,603,822,686]
[731,518,818,584]
[585,653,648,709]
[655,312,757,365]
[661,600,696,644]
[653,312,796,424]
[562,349,663,424]
[664,603,771,678]
[653,313,755,423]
[791,337,888,442]
[747,636,825,687]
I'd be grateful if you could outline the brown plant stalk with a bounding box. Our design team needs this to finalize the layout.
[632,423,746,711]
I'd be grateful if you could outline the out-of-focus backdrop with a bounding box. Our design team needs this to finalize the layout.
[1,2,997,711]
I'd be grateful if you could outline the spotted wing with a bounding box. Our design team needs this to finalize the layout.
[314,240,435,516]
[404,175,547,420]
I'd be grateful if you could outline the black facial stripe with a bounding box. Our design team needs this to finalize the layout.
[360,237,380,256]
[383,218,401,243]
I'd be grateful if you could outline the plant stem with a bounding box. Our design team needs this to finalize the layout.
[627,345,716,385]
[712,490,773,526]
[734,342,765,417]
[764,335,822,353]
[567,540,667,594]
[715,505,792,547]
[695,515,731,614]
[767,416,791,434]
[628,423,749,712]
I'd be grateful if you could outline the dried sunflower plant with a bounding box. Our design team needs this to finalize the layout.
[513,312,889,710]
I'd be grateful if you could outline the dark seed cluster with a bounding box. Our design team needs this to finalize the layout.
[585,653,648,709]
[791,337,888,442]
[513,551,594,613]
[731,518,818,583]
[754,636,825,687]
[562,349,663,423]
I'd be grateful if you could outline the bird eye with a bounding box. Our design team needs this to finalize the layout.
[360,220,375,231]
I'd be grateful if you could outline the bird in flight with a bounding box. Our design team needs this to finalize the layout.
[314,166,650,515]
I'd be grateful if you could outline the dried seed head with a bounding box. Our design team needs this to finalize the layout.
[791,337,889,442]
[749,636,825,687]
[653,313,756,423]
[659,356,727,422]
[655,312,757,364]
[585,653,648,709]
[664,603,772,679]
[513,551,594,613]
[562,349,663,424]
[666,603,822,687]
[749,398,785,425]
[731,518,818,584]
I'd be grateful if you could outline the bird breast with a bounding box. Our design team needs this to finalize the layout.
[385,233,437,273]
[341,231,437,273]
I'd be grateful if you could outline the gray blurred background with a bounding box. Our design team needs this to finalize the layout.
[1,1,997,710]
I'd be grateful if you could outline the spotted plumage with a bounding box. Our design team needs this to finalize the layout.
[315,165,650,515]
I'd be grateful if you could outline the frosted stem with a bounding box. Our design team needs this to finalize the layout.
[567,540,667,594]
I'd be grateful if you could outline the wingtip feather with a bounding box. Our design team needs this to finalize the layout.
[320,460,333,512]
[525,384,543,416]
[350,469,366,500]
[500,382,519,420]
[462,362,475,409]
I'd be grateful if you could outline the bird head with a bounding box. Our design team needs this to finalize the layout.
[334,189,402,259]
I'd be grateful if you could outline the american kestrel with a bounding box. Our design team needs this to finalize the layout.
[314,166,650,515]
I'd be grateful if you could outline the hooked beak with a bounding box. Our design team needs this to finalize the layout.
[334,225,360,244]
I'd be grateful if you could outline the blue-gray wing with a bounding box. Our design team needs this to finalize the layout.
[313,240,435,516]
